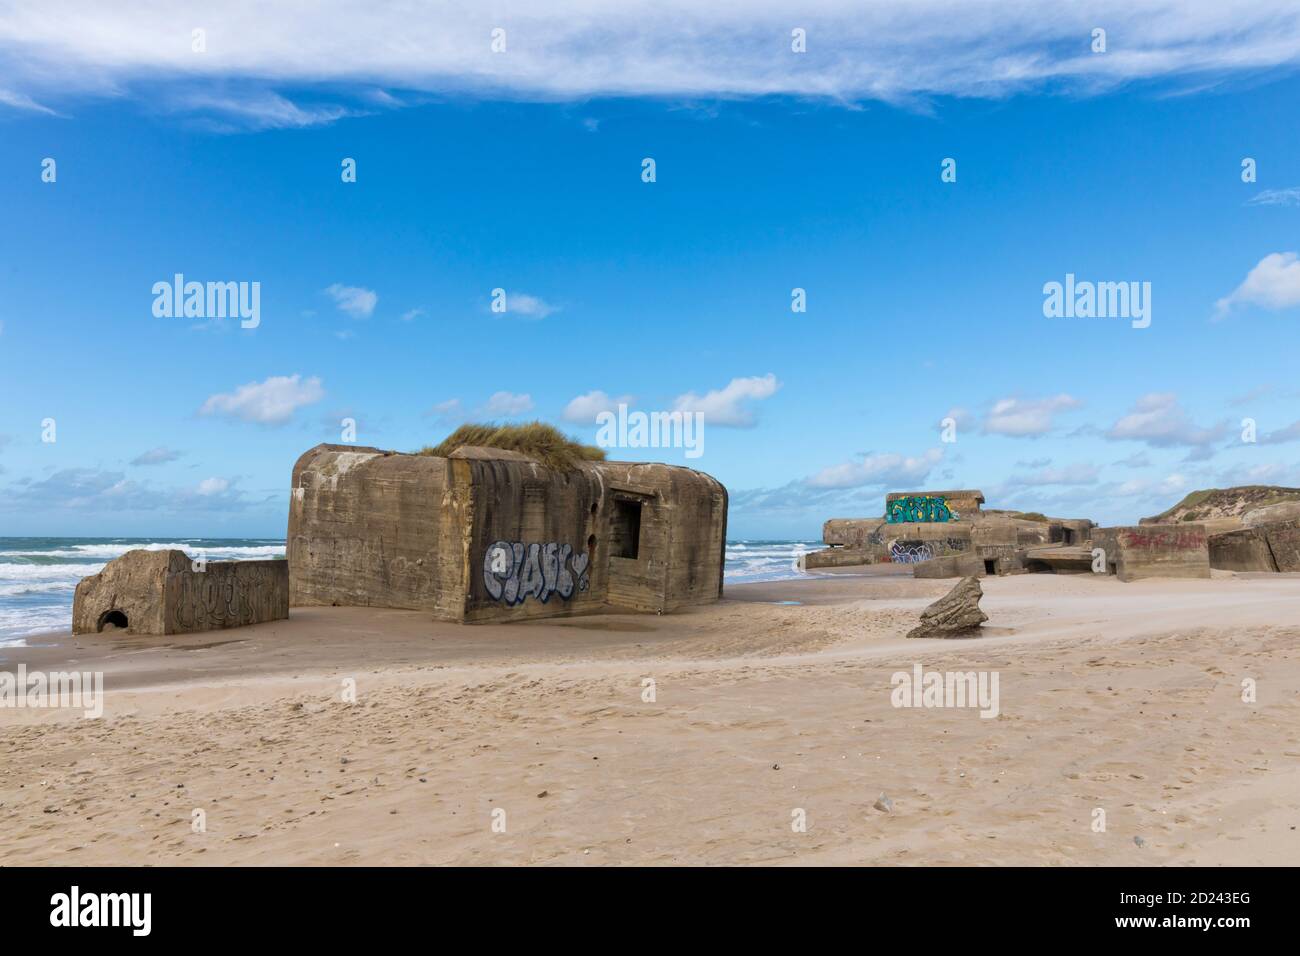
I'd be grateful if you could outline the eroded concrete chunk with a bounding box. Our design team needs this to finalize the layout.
[73,549,288,635]
[906,575,988,639]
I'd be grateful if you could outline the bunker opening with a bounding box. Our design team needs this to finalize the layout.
[611,498,643,560]
[97,609,129,632]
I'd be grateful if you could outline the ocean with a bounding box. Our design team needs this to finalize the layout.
[0,537,818,645]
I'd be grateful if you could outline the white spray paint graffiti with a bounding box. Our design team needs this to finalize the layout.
[483,541,591,605]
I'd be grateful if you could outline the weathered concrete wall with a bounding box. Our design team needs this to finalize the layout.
[288,445,467,617]
[73,549,288,635]
[1091,525,1210,582]
[1208,527,1278,572]
[1021,545,1095,574]
[590,461,728,614]
[463,457,607,623]
[801,547,883,570]
[73,549,179,634]
[1243,501,1300,528]
[912,552,985,579]
[823,518,885,549]
[1262,521,1300,572]
[885,489,983,523]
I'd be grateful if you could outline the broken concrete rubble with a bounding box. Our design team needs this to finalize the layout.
[906,576,988,639]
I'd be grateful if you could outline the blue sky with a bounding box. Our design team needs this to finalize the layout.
[3,3,1300,539]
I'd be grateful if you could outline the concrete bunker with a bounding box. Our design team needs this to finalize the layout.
[288,443,728,623]
[73,548,289,635]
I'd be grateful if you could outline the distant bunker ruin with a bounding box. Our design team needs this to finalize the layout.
[288,443,728,623]
[804,489,1230,582]
[72,549,288,635]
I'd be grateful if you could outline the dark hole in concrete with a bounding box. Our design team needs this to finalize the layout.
[610,499,642,559]
[984,560,997,575]
[590,502,599,515]
[97,609,129,632]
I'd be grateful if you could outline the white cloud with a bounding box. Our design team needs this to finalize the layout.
[179,91,352,129]
[983,394,1081,437]
[427,399,465,426]
[938,406,975,432]
[0,87,55,114]
[500,292,558,319]
[325,283,377,318]
[808,448,943,490]
[1246,187,1300,207]
[562,390,634,423]
[1106,393,1228,450]
[672,374,780,427]
[199,374,325,426]
[427,393,533,423]
[5,3,1300,116]
[131,446,181,466]
[196,477,230,496]
[1259,420,1300,444]
[1116,474,1188,498]
[482,391,534,416]
[1114,451,1152,468]
[1215,252,1300,318]
[400,308,425,322]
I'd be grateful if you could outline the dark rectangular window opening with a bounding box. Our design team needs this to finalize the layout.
[983,559,997,575]
[611,498,642,559]
[1062,528,1075,545]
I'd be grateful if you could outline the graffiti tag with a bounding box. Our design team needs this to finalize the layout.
[887,495,958,523]
[483,541,591,605]
[889,542,934,564]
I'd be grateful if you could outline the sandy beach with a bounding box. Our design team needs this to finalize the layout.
[2,567,1297,866]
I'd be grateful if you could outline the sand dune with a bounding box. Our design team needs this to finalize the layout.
[2,570,1298,865]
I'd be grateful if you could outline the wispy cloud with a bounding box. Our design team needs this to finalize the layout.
[325,283,378,318]
[177,91,354,130]
[1246,187,1300,207]
[130,446,182,466]
[1003,462,1100,488]
[482,391,534,416]
[497,292,558,319]
[0,87,56,114]
[427,392,534,424]
[7,3,1300,122]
